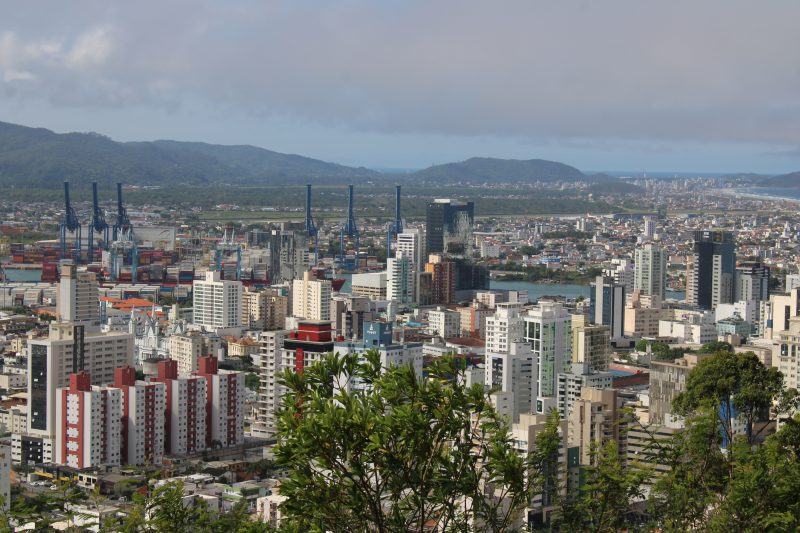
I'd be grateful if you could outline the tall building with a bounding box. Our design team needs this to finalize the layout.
[350,272,387,300]
[568,388,621,465]
[0,445,8,510]
[197,356,245,449]
[604,260,634,295]
[425,199,474,255]
[254,322,334,438]
[193,270,243,330]
[114,366,167,466]
[571,314,610,372]
[425,255,456,305]
[485,303,524,354]
[590,275,625,341]
[292,270,332,320]
[556,367,613,419]
[624,292,663,338]
[152,360,207,456]
[634,243,667,299]
[331,294,373,341]
[26,323,133,462]
[735,260,770,303]
[523,302,572,414]
[396,228,426,269]
[486,342,533,422]
[686,230,736,309]
[55,371,122,468]
[649,354,707,426]
[387,251,415,305]
[242,287,288,330]
[643,216,657,239]
[57,263,99,324]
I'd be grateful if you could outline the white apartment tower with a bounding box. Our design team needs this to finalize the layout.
[193,271,243,329]
[387,251,415,305]
[523,302,572,414]
[485,303,524,354]
[396,228,426,268]
[292,270,331,321]
[634,243,667,299]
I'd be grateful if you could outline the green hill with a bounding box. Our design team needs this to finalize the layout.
[412,157,595,182]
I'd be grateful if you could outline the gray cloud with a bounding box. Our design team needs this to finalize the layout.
[2,0,800,146]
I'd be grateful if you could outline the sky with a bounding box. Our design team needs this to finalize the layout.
[1,1,800,174]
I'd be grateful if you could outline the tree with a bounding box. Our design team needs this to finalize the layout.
[698,340,733,354]
[673,351,789,448]
[274,350,553,532]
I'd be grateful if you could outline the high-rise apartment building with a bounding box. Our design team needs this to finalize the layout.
[686,230,735,309]
[735,260,770,302]
[254,322,334,438]
[387,251,415,305]
[634,243,667,299]
[486,342,534,422]
[198,356,245,449]
[624,292,663,338]
[523,302,572,414]
[427,307,461,338]
[27,323,133,461]
[292,270,331,321]
[114,366,166,466]
[193,270,243,330]
[425,254,456,305]
[425,199,474,255]
[485,303,524,354]
[568,388,621,465]
[396,227,426,269]
[242,287,288,330]
[649,354,707,426]
[152,359,207,456]
[57,263,99,324]
[55,371,122,468]
[571,314,610,372]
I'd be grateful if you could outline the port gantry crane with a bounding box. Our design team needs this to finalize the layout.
[386,185,404,256]
[60,181,82,262]
[88,182,110,262]
[338,184,360,270]
[110,183,138,283]
[305,184,319,266]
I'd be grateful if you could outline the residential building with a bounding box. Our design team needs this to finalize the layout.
[624,292,663,338]
[331,294,373,341]
[571,314,610,372]
[428,307,461,338]
[396,227,426,269]
[425,255,456,305]
[568,387,621,465]
[197,356,245,449]
[634,243,667,299]
[387,251,415,305]
[292,270,332,320]
[485,303,524,354]
[649,354,707,426]
[0,445,8,510]
[556,364,614,419]
[350,272,387,300]
[168,332,221,375]
[58,263,100,324]
[152,359,207,456]
[252,330,286,439]
[193,271,243,330]
[114,366,166,466]
[523,302,572,414]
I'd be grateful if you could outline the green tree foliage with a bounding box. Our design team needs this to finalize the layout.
[274,350,556,532]
[698,340,734,354]
[634,340,686,360]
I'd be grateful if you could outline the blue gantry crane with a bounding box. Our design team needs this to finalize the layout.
[60,181,82,262]
[305,184,319,265]
[386,185,404,255]
[88,182,110,262]
[112,183,132,241]
[339,184,360,269]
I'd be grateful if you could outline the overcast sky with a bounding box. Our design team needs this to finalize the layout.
[2,1,799,173]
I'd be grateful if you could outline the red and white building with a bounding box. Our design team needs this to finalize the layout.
[55,371,122,468]
[152,359,207,456]
[114,366,166,466]
[197,356,245,449]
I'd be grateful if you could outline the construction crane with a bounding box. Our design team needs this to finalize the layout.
[338,184,360,269]
[386,185,404,255]
[60,181,82,262]
[88,182,110,262]
[305,184,319,266]
[112,183,132,241]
